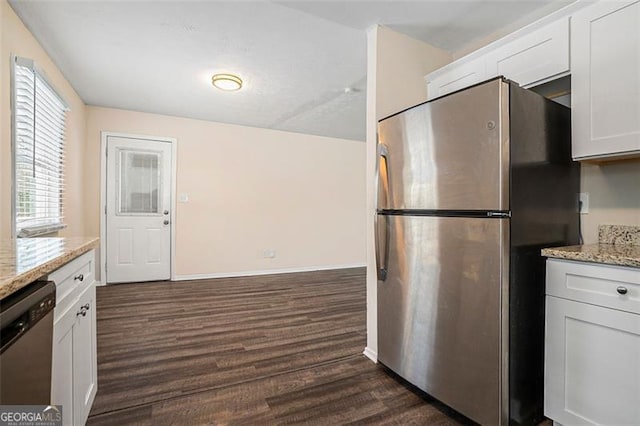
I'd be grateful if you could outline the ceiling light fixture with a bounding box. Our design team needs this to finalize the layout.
[211,73,243,91]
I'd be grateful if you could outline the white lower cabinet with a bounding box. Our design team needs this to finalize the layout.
[51,250,97,426]
[545,260,640,425]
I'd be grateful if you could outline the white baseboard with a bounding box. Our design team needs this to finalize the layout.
[363,347,378,363]
[173,263,366,281]
[95,281,106,287]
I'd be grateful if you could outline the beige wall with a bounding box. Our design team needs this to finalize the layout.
[364,25,451,358]
[580,160,640,243]
[86,107,366,277]
[374,26,452,120]
[1,0,86,238]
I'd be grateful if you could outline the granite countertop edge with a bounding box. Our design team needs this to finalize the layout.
[541,244,640,269]
[0,237,99,300]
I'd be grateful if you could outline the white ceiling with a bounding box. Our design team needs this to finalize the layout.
[9,0,573,142]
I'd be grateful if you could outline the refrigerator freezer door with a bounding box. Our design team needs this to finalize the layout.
[377,78,509,212]
[377,214,509,425]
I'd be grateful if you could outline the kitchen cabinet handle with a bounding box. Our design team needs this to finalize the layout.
[76,308,87,317]
[616,286,628,295]
[74,274,84,282]
[82,303,90,310]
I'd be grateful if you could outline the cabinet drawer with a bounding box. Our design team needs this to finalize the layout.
[49,250,95,320]
[546,259,640,314]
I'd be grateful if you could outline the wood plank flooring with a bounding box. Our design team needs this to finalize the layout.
[87,268,464,425]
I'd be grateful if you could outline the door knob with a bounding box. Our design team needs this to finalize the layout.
[164,210,169,215]
[164,220,170,225]
[617,286,628,295]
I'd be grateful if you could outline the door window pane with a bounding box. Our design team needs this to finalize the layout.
[117,150,161,214]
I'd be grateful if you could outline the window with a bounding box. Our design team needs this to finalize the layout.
[117,150,161,214]
[12,56,68,237]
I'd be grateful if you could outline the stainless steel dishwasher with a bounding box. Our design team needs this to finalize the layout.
[0,280,56,404]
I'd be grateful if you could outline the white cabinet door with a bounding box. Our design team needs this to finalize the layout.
[51,307,76,426]
[486,17,570,88]
[51,250,98,426]
[572,0,640,160]
[72,284,97,425]
[426,58,486,100]
[545,296,640,425]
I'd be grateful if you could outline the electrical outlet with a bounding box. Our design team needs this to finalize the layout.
[179,193,189,203]
[262,249,276,259]
[579,192,589,214]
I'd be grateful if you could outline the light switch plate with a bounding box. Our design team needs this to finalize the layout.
[579,192,589,214]
[262,249,276,259]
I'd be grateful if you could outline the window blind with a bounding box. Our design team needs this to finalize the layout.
[13,57,68,237]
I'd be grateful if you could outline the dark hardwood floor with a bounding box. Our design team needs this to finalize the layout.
[87,268,463,425]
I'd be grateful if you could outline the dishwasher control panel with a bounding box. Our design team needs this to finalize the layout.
[29,292,56,323]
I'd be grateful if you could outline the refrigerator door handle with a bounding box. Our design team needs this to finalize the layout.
[377,143,390,210]
[375,213,389,281]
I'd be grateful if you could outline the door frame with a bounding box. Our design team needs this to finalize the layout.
[99,131,178,284]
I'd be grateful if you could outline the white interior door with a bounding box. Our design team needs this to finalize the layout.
[106,136,172,283]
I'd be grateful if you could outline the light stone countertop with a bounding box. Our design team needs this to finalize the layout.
[0,237,99,300]
[541,244,640,268]
[542,225,640,268]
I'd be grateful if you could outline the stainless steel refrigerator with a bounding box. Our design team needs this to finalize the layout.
[376,77,579,426]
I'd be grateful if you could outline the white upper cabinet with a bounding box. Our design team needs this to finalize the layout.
[425,11,574,100]
[571,0,640,160]
[485,17,570,88]
[424,0,640,161]
[425,12,570,99]
[426,57,486,100]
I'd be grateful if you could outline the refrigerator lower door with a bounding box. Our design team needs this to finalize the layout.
[377,214,509,426]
